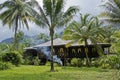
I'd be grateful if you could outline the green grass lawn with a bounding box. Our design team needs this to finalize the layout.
[0,65,119,80]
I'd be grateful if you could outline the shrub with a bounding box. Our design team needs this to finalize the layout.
[71,58,83,67]
[77,59,83,67]
[23,56,32,65]
[1,51,23,66]
[23,56,43,65]
[71,58,78,67]
[92,59,100,68]
[99,55,120,69]
[108,55,120,69]
[45,61,51,66]
[32,57,40,66]
[0,62,13,70]
[99,56,111,69]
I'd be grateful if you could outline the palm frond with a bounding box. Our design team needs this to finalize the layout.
[64,6,79,18]
[55,0,64,16]
[99,0,120,25]
[43,0,52,17]
[0,1,15,9]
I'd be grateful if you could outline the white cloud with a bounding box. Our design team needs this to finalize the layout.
[0,0,103,42]
[66,0,102,15]
[0,22,13,41]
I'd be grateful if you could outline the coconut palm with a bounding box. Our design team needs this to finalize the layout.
[0,0,36,50]
[99,0,120,27]
[62,14,104,66]
[102,26,116,43]
[34,0,79,71]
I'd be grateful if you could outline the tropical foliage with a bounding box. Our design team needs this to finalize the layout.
[0,0,36,50]
[0,62,13,70]
[33,0,79,71]
[63,14,104,66]
[36,33,62,42]
[1,51,23,66]
[71,58,83,67]
[99,0,120,27]
[102,26,116,43]
[36,33,50,42]
[0,0,119,75]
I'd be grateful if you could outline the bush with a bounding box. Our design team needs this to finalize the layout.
[99,56,111,69]
[71,58,83,67]
[99,55,120,69]
[23,56,41,65]
[1,51,23,66]
[93,61,100,68]
[45,61,51,66]
[32,57,40,66]
[77,59,83,67]
[71,58,78,67]
[108,55,120,69]
[23,56,32,65]
[0,62,13,70]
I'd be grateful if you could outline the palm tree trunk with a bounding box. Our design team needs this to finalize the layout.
[13,16,18,50]
[84,39,90,67]
[13,27,17,50]
[50,29,54,71]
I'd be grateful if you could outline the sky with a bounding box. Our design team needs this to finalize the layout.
[0,0,104,42]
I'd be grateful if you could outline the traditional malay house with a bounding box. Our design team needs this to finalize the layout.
[24,38,111,65]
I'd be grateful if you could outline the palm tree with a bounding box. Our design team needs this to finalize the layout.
[36,33,50,41]
[0,0,36,50]
[34,0,79,71]
[53,33,61,39]
[99,0,120,27]
[62,14,104,67]
[102,26,116,43]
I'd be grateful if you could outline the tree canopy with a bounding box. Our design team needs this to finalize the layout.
[0,0,36,50]
[99,0,120,27]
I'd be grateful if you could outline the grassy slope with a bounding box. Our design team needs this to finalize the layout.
[0,65,118,80]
